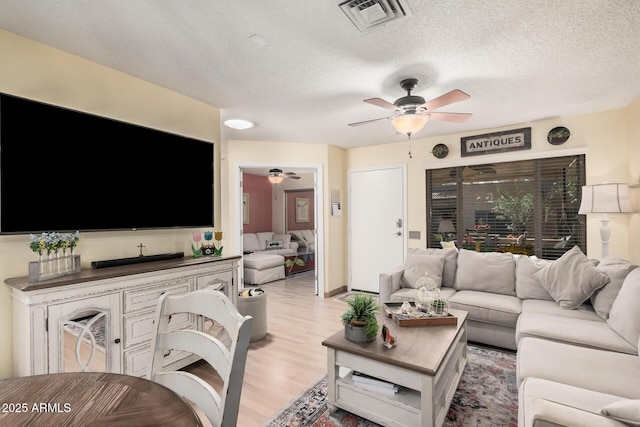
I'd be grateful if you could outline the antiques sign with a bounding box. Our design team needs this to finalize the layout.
[461,127,531,157]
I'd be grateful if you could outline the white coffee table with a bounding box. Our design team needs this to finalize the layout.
[322,309,468,427]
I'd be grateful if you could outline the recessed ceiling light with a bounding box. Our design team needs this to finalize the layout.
[224,119,255,130]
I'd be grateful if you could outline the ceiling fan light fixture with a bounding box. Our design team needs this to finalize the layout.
[268,168,284,184]
[223,119,254,130]
[391,114,429,137]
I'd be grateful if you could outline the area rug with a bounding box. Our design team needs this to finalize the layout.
[334,291,380,304]
[263,344,517,427]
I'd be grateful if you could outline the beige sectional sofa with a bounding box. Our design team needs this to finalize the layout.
[243,231,299,256]
[379,246,640,427]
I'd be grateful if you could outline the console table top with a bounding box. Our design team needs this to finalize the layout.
[5,254,241,292]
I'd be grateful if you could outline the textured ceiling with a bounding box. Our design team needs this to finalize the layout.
[1,1,639,149]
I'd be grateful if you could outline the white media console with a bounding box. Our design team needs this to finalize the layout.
[5,255,240,377]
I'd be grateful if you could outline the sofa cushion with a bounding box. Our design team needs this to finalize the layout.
[516,312,637,354]
[243,233,262,252]
[389,286,456,302]
[289,230,303,241]
[516,337,640,399]
[608,267,640,347]
[454,249,516,296]
[519,377,627,427]
[301,229,315,243]
[401,254,445,288]
[515,255,553,300]
[521,299,601,321]
[408,248,458,287]
[256,232,274,250]
[599,400,640,426]
[273,233,292,249]
[591,256,638,319]
[447,290,521,328]
[533,246,609,309]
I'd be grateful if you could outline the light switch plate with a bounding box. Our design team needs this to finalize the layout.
[408,231,420,239]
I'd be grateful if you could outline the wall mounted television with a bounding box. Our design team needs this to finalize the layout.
[0,93,214,234]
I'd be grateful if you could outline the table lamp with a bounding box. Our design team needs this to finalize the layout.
[438,219,456,242]
[578,183,632,257]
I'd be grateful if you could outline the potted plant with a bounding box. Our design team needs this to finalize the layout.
[341,293,380,343]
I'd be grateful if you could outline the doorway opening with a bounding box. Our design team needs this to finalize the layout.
[237,164,324,296]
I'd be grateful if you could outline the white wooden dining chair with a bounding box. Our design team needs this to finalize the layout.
[147,289,253,427]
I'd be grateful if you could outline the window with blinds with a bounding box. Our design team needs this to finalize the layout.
[426,155,586,259]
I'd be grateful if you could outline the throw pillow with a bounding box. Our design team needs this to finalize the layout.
[454,249,516,296]
[273,233,292,249]
[591,256,638,319]
[401,254,445,289]
[407,248,458,287]
[265,240,283,250]
[515,255,554,300]
[533,246,610,309]
[599,400,640,427]
[608,267,640,347]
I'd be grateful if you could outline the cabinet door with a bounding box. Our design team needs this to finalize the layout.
[48,293,121,373]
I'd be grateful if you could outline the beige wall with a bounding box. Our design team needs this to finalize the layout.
[346,108,640,263]
[0,30,221,378]
[627,97,640,262]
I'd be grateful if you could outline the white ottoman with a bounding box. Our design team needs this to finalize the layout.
[243,253,284,285]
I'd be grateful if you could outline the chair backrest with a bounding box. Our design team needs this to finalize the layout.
[147,289,253,427]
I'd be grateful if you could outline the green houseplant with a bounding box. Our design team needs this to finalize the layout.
[341,293,380,343]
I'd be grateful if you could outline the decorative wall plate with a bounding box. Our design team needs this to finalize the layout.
[432,143,449,159]
[547,126,570,145]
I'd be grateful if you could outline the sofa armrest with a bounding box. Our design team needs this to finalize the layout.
[379,265,405,304]
[289,241,299,252]
[524,398,628,427]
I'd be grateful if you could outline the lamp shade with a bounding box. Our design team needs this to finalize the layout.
[267,175,284,184]
[578,183,633,214]
[391,114,429,136]
[438,219,456,233]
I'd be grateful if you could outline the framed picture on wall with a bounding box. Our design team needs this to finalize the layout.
[296,197,309,223]
[243,193,250,224]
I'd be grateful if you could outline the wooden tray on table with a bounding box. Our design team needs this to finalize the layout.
[383,302,458,327]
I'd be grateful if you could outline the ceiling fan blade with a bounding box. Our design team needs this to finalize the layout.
[421,89,470,111]
[426,112,472,123]
[364,98,401,111]
[348,116,392,127]
[289,175,301,180]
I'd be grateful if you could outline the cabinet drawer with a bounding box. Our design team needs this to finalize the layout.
[196,271,232,293]
[124,279,192,313]
[123,310,194,349]
[124,345,196,378]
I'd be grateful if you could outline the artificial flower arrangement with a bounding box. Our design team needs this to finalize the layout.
[192,231,223,257]
[28,231,80,281]
[29,231,80,258]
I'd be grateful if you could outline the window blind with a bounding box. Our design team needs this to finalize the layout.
[426,155,585,259]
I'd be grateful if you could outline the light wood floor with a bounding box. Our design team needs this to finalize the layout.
[186,272,348,427]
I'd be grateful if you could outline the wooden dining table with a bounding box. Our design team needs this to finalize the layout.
[0,372,202,426]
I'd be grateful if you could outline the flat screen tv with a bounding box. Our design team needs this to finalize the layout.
[0,93,214,234]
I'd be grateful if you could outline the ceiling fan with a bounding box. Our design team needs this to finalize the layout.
[268,168,301,184]
[348,78,472,138]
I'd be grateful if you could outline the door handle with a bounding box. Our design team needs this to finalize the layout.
[394,231,402,236]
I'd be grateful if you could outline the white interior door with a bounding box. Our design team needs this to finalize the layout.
[349,166,405,293]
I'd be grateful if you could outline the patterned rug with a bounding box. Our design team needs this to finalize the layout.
[263,344,517,427]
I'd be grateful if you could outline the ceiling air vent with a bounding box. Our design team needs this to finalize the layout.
[339,0,413,34]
